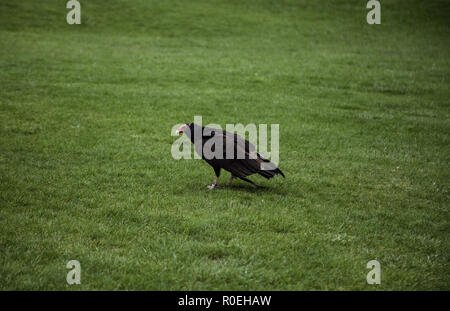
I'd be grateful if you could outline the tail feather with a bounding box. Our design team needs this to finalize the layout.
[258,169,274,179]
[257,155,285,179]
[276,168,285,178]
[258,167,285,179]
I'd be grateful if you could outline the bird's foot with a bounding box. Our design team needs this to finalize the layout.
[207,184,217,190]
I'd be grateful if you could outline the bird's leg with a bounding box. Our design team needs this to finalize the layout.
[207,176,219,189]
[228,174,234,186]
[207,167,221,189]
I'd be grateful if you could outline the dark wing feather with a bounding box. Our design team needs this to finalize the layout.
[208,130,284,179]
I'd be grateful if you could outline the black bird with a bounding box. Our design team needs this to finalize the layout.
[176,123,285,189]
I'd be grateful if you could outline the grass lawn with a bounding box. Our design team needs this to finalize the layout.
[0,0,449,290]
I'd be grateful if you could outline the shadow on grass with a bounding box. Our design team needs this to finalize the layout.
[178,178,303,199]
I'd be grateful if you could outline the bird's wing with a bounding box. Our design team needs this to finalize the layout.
[216,131,264,177]
[201,128,283,179]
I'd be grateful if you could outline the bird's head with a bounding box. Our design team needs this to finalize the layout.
[175,123,193,135]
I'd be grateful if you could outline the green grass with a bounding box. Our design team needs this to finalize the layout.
[0,0,449,290]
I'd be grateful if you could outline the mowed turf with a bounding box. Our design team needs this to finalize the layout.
[0,0,449,290]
